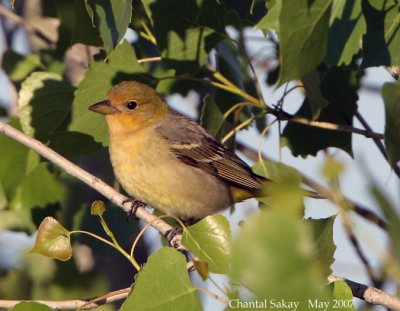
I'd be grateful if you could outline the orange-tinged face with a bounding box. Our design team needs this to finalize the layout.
[89,81,168,133]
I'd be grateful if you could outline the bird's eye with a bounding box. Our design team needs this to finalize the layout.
[126,100,138,110]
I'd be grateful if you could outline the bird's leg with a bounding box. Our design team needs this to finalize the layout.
[165,227,183,248]
[165,218,199,248]
[123,198,146,221]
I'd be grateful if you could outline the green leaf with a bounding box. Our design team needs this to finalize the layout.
[326,0,366,65]
[1,50,43,82]
[282,64,360,157]
[302,70,330,119]
[69,40,152,145]
[120,247,202,311]
[193,260,209,280]
[200,94,228,141]
[87,0,132,54]
[361,0,400,67]
[382,82,400,167]
[369,182,400,261]
[10,301,53,311]
[322,156,345,180]
[142,0,226,73]
[71,0,102,46]
[252,160,302,184]
[255,0,281,34]
[31,216,72,261]
[91,200,106,216]
[309,217,336,277]
[0,119,29,198]
[10,163,64,210]
[18,72,75,142]
[48,131,103,157]
[278,0,333,84]
[232,210,330,306]
[333,281,356,310]
[0,182,7,210]
[182,214,231,274]
[253,161,304,214]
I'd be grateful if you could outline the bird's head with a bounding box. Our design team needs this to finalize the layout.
[89,81,168,133]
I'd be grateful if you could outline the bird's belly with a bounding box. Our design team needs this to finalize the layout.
[109,134,232,219]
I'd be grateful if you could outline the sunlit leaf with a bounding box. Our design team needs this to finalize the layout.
[361,0,400,67]
[326,0,365,65]
[10,301,53,311]
[232,210,330,306]
[142,0,226,73]
[1,50,43,82]
[31,217,72,261]
[18,72,75,142]
[278,0,333,84]
[333,281,356,310]
[182,214,231,274]
[120,247,202,311]
[253,160,302,184]
[85,0,132,53]
[256,0,281,34]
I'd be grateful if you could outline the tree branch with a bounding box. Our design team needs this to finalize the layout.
[329,275,400,311]
[355,111,400,179]
[0,4,55,45]
[0,288,130,310]
[0,121,177,240]
[270,108,384,140]
[236,142,388,230]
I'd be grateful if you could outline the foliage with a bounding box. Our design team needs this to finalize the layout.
[0,0,399,310]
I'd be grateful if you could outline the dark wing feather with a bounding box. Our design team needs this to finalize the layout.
[156,111,264,190]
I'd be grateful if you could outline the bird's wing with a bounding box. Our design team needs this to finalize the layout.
[155,111,263,190]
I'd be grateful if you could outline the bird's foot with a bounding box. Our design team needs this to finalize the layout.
[123,198,146,221]
[165,228,183,248]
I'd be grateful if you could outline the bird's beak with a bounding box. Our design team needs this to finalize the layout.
[89,100,117,115]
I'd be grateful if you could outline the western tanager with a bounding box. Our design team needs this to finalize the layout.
[89,81,266,220]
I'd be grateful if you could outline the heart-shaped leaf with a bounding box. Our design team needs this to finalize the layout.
[31,217,72,261]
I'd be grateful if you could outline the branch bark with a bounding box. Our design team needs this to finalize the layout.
[0,121,175,239]
[0,288,130,310]
[329,275,400,311]
[270,108,384,140]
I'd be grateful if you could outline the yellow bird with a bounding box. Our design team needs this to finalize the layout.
[89,81,266,221]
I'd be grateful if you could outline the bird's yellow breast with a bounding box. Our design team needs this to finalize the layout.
[108,124,233,219]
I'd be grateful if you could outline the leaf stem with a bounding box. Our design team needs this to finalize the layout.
[196,287,228,304]
[70,229,141,271]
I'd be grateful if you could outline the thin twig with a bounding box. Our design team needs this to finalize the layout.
[0,4,23,24]
[329,275,400,310]
[236,142,388,230]
[0,288,130,310]
[0,121,177,240]
[0,4,54,45]
[137,56,162,64]
[355,111,400,178]
[197,287,228,305]
[384,65,399,80]
[271,108,384,140]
